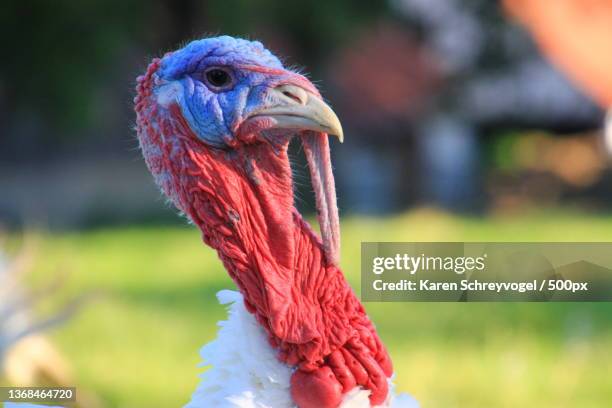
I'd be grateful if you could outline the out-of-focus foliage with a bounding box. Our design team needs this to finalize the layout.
[0,0,384,151]
[0,1,144,133]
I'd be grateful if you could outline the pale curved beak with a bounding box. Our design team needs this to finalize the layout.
[250,84,344,142]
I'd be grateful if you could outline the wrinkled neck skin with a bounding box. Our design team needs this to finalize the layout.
[146,101,345,354]
[135,59,392,408]
[181,131,330,345]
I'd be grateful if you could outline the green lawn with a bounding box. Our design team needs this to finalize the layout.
[7,209,612,407]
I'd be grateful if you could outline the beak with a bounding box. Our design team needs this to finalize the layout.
[250,84,344,142]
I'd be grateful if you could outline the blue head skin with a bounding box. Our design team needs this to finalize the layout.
[157,36,337,147]
[154,36,342,149]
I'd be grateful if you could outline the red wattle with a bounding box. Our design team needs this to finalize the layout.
[291,367,343,408]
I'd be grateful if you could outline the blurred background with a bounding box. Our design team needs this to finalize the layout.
[1,0,612,407]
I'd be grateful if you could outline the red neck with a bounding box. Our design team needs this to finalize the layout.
[135,59,392,407]
[139,92,329,340]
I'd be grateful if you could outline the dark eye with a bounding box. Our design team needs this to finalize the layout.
[203,67,233,90]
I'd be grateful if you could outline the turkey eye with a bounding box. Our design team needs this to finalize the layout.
[205,68,232,89]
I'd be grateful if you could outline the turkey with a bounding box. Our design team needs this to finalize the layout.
[135,36,418,408]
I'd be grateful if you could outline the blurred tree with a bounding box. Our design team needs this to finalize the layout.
[1,1,145,146]
[0,0,386,161]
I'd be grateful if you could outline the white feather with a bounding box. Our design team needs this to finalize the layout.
[186,290,419,408]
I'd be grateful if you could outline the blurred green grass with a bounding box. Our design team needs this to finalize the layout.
[10,209,612,407]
